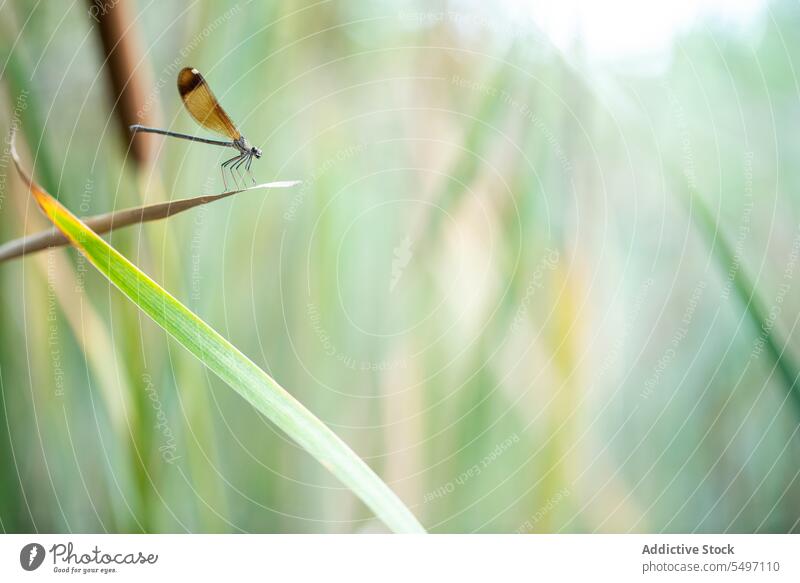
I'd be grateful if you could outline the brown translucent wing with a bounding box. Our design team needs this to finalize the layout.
[177,67,241,140]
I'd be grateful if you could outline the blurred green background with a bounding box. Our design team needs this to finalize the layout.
[0,0,799,533]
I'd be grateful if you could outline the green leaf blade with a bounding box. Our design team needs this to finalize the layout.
[16,154,425,534]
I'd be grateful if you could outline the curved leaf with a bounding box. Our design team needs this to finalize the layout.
[11,139,424,534]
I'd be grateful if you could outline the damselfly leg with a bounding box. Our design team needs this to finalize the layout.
[245,155,256,184]
[221,154,245,191]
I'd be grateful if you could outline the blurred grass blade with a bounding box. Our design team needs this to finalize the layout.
[0,180,301,262]
[416,47,520,246]
[11,139,424,534]
[677,177,800,417]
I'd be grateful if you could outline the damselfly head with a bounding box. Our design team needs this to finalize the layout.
[251,146,262,159]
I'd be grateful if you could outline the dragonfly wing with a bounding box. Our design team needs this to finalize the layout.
[177,67,241,140]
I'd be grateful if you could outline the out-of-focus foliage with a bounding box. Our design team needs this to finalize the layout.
[0,0,798,532]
